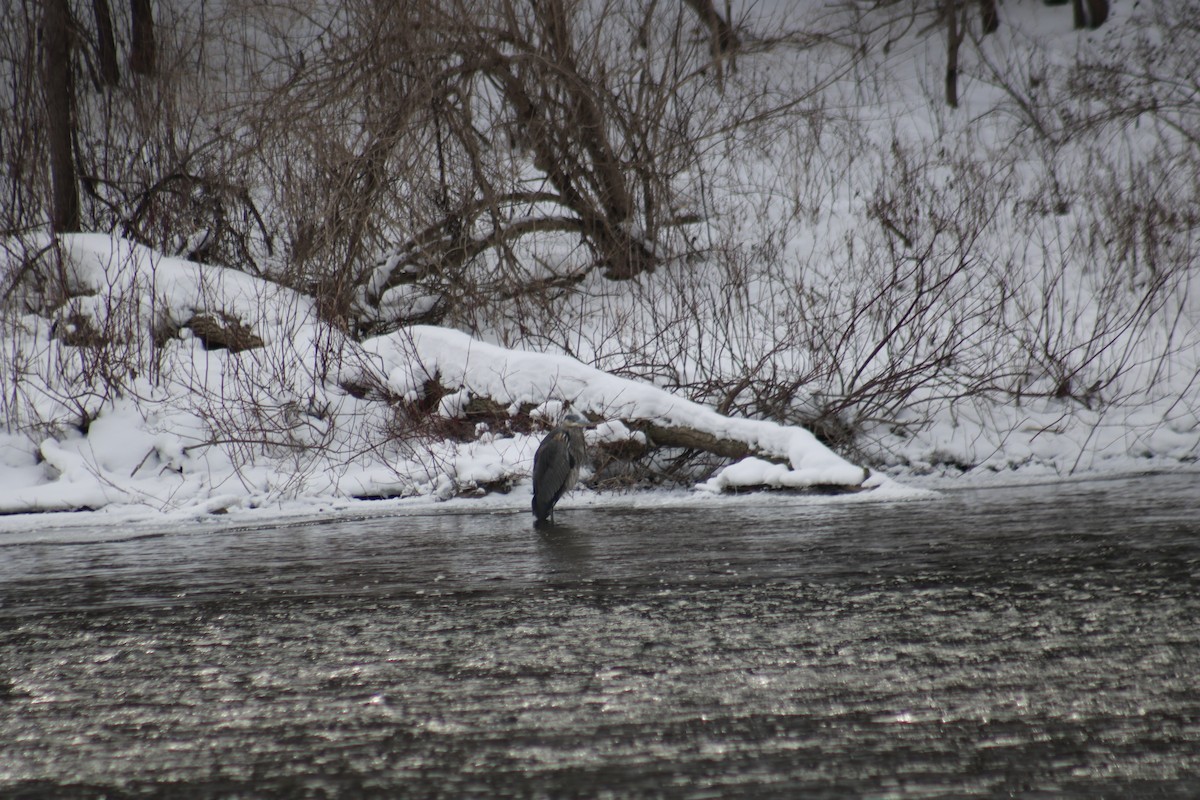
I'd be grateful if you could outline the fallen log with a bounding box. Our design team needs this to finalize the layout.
[396,379,868,493]
[627,420,755,461]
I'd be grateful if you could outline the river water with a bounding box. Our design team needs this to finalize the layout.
[2,473,1198,798]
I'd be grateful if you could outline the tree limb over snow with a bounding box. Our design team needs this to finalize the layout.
[356,326,870,493]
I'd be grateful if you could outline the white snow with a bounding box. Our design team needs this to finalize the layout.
[0,234,879,524]
[362,324,867,487]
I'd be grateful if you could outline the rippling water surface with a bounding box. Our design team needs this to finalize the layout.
[2,473,1199,797]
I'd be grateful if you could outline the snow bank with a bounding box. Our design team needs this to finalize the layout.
[0,235,871,522]
[360,325,868,489]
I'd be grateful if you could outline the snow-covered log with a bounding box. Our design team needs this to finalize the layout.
[358,326,872,493]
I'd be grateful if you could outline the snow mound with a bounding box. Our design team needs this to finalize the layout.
[360,325,868,490]
[1,235,870,521]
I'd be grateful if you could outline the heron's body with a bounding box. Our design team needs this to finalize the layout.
[532,414,589,523]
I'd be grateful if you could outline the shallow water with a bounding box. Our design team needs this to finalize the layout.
[2,473,1199,797]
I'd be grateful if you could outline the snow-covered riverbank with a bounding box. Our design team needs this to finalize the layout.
[3,2,1197,524]
[2,233,1194,525]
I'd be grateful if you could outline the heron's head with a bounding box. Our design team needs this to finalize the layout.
[561,412,591,427]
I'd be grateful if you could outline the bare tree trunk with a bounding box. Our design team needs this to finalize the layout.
[1072,0,1108,29]
[681,0,739,90]
[481,0,657,279]
[681,0,739,55]
[129,0,156,76]
[945,0,963,108]
[92,0,119,86]
[42,0,80,232]
[978,0,999,34]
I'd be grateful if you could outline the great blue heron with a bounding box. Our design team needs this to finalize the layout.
[532,412,591,523]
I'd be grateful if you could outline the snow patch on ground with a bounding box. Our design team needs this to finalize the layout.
[1,236,873,523]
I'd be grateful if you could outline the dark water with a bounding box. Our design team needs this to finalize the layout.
[2,473,1199,798]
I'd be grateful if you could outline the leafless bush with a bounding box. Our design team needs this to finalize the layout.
[0,240,146,437]
[246,0,775,331]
